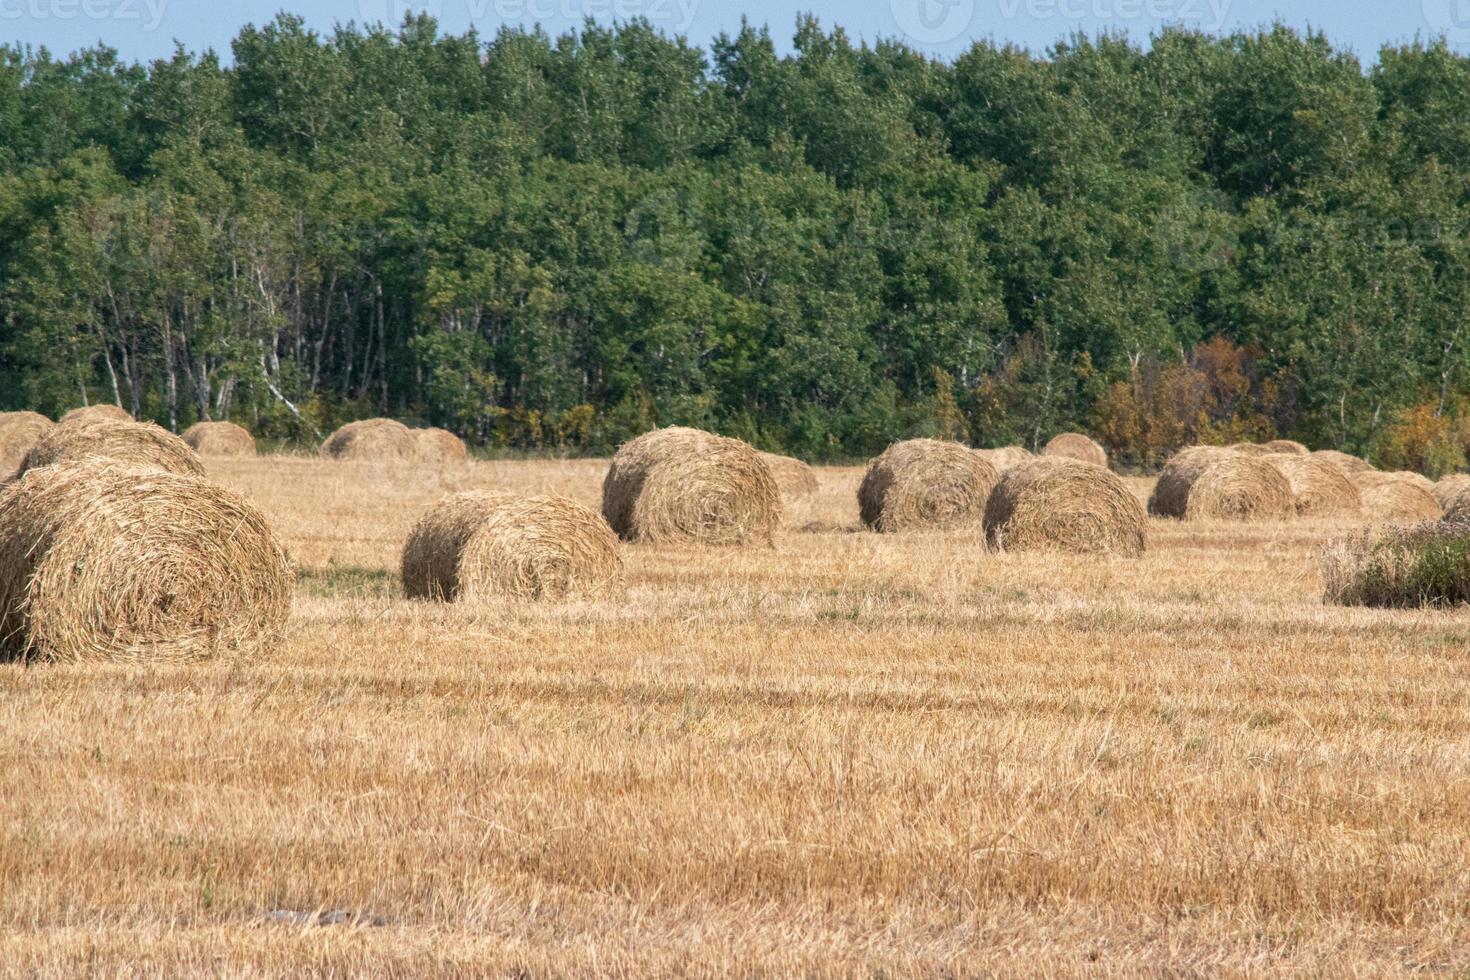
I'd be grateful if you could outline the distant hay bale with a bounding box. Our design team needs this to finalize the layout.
[602,427,782,545]
[1264,439,1309,455]
[19,418,205,478]
[1228,442,1275,457]
[975,445,1033,473]
[320,418,417,462]
[757,452,819,498]
[1434,474,1470,510]
[1354,472,1441,521]
[983,457,1146,556]
[0,411,53,480]
[1261,453,1361,517]
[858,438,998,533]
[1042,432,1108,468]
[1148,446,1293,520]
[1310,449,1374,477]
[181,420,256,457]
[402,491,620,602]
[416,427,468,464]
[1356,470,1434,493]
[59,404,130,425]
[0,461,291,663]
[1323,521,1470,607]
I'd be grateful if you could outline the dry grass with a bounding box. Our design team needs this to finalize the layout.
[2,455,1470,975]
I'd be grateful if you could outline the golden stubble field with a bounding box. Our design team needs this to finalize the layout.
[2,455,1469,977]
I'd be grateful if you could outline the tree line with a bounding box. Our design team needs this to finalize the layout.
[2,16,1470,469]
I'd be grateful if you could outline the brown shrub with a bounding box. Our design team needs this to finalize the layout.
[0,461,291,663]
[757,452,819,498]
[1042,432,1108,468]
[983,457,1146,556]
[602,427,782,545]
[321,418,418,461]
[858,439,998,533]
[20,418,205,478]
[402,491,620,602]
[1323,521,1470,607]
[1261,453,1361,517]
[181,421,256,457]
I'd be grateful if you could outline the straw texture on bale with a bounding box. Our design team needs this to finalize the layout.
[181,420,256,457]
[1042,432,1108,468]
[1355,470,1434,493]
[1442,486,1470,522]
[1434,474,1470,510]
[1264,439,1309,455]
[1228,442,1275,457]
[757,452,819,498]
[1354,473,1441,521]
[415,427,468,464]
[984,457,1146,556]
[1311,449,1374,477]
[0,461,291,663]
[59,403,131,425]
[602,427,782,545]
[858,439,998,533]
[19,417,205,478]
[976,445,1033,473]
[1323,521,1470,607]
[1261,453,1361,517]
[403,491,620,602]
[1147,446,1233,518]
[0,411,53,480]
[320,418,418,461]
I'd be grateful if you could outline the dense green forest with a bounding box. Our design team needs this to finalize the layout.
[3,15,1470,468]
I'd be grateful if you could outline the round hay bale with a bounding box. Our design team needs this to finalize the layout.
[181,420,256,457]
[320,418,417,462]
[1441,486,1470,522]
[1261,453,1361,517]
[1433,474,1470,510]
[1042,432,1108,468]
[1228,442,1275,457]
[757,452,819,498]
[975,445,1033,473]
[1355,470,1434,493]
[858,438,998,533]
[59,403,131,425]
[1356,474,1441,521]
[1263,439,1309,455]
[602,427,782,545]
[416,427,468,464]
[1310,449,1374,477]
[0,411,54,479]
[1147,446,1233,517]
[19,418,204,478]
[983,457,1146,556]
[402,491,620,602]
[0,461,291,663]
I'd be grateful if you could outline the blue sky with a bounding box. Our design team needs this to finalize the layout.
[2,0,1466,65]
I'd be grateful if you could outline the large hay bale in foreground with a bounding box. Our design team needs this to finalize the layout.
[1354,472,1441,521]
[1310,449,1374,477]
[1148,446,1292,520]
[1262,453,1361,517]
[0,411,53,479]
[320,418,417,462]
[416,427,468,464]
[975,445,1033,473]
[1264,439,1309,455]
[0,461,291,663]
[1435,475,1470,511]
[757,452,819,498]
[59,403,131,425]
[1042,432,1108,468]
[984,457,1146,556]
[20,418,204,478]
[602,427,782,545]
[181,420,256,457]
[858,438,998,533]
[402,491,620,602]
[1323,521,1470,607]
